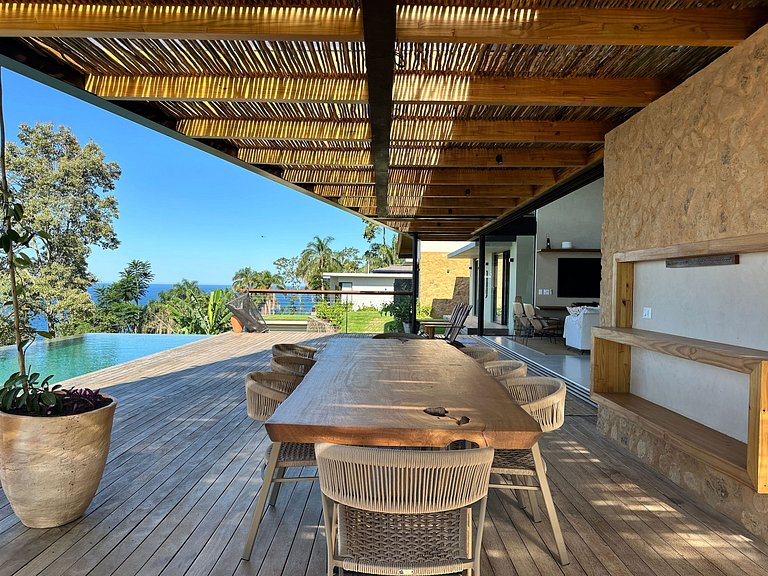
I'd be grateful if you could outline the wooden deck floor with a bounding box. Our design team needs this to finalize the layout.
[2,332,768,576]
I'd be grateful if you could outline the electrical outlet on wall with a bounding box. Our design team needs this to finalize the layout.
[642,307,652,319]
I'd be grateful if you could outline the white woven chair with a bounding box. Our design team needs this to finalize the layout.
[316,442,494,576]
[270,354,316,376]
[490,376,569,565]
[271,342,318,359]
[484,359,528,380]
[459,345,498,365]
[242,371,317,560]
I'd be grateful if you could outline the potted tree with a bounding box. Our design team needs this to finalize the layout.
[0,72,116,528]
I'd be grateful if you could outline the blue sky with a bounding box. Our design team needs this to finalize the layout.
[3,69,376,284]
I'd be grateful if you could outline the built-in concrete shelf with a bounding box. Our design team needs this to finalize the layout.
[538,248,602,253]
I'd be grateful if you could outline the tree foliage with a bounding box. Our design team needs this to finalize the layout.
[0,122,120,340]
[93,260,152,333]
[297,235,341,289]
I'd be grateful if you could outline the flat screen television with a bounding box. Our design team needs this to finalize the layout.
[557,258,602,299]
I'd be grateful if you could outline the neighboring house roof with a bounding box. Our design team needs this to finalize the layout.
[372,264,412,274]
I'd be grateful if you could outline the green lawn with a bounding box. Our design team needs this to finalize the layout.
[341,310,394,333]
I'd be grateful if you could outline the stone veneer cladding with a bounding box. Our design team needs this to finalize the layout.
[418,252,470,317]
[600,24,768,539]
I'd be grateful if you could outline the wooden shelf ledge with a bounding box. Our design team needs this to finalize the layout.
[592,327,768,374]
[538,248,601,253]
[592,392,750,486]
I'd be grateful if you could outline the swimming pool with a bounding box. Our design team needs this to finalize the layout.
[0,333,208,384]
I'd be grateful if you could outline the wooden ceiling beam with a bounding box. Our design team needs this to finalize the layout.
[180,119,611,144]
[353,206,507,218]
[361,0,396,217]
[287,168,555,186]
[312,184,537,198]
[3,5,758,47]
[334,196,520,209]
[86,75,368,104]
[238,146,588,168]
[0,4,363,41]
[396,7,766,47]
[88,74,667,107]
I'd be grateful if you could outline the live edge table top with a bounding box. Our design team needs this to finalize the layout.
[265,338,541,449]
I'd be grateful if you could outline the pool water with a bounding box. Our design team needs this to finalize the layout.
[0,333,208,384]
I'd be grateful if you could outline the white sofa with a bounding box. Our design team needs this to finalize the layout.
[563,307,600,352]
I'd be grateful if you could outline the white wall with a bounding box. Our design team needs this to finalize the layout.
[629,254,768,442]
[534,179,604,308]
[325,276,402,309]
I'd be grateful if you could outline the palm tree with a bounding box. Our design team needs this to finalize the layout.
[232,267,262,292]
[297,236,340,289]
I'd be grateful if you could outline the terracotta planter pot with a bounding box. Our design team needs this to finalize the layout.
[0,396,117,528]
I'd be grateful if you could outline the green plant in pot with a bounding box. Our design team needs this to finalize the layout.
[0,71,117,528]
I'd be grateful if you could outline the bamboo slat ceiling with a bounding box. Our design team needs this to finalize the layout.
[1,1,767,239]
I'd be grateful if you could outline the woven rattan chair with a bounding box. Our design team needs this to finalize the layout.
[316,442,494,576]
[484,359,528,379]
[270,355,316,376]
[271,342,318,359]
[490,376,569,565]
[459,344,498,365]
[242,372,317,560]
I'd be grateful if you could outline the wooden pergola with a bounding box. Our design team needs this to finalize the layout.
[0,1,766,240]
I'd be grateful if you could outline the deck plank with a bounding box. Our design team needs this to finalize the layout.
[2,332,768,576]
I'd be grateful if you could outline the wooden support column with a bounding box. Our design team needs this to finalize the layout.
[361,0,395,216]
[410,233,419,334]
[477,235,486,336]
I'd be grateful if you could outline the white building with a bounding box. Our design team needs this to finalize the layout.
[322,265,411,309]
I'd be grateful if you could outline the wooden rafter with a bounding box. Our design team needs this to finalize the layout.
[286,168,556,185]
[87,74,668,107]
[312,184,537,198]
[179,118,612,144]
[0,4,363,41]
[1,5,760,48]
[238,146,588,168]
[396,7,765,47]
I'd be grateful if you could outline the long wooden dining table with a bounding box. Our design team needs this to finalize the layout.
[265,338,542,449]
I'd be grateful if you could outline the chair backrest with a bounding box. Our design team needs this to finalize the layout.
[512,301,525,318]
[523,303,537,320]
[484,359,528,379]
[460,344,498,365]
[499,376,567,432]
[315,443,494,514]
[272,343,318,359]
[271,355,316,376]
[226,295,269,333]
[444,303,471,343]
[245,371,303,421]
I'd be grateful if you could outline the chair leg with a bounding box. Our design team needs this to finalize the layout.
[320,495,336,576]
[242,441,281,561]
[525,476,541,523]
[531,443,569,566]
[268,466,286,506]
[473,496,488,576]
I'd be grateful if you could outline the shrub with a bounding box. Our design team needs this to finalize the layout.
[314,300,347,328]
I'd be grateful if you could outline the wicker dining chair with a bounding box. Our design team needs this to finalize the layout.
[459,344,498,365]
[490,376,569,565]
[484,359,528,379]
[270,354,316,376]
[316,442,494,576]
[271,342,319,359]
[242,372,317,561]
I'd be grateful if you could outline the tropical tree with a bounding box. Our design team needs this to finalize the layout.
[93,260,153,333]
[297,235,340,289]
[335,246,362,272]
[274,256,300,287]
[0,122,121,338]
[232,267,262,292]
[166,287,233,334]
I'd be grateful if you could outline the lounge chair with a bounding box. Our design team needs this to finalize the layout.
[226,294,269,333]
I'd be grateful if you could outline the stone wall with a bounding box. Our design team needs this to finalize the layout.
[599,24,768,539]
[419,251,470,316]
[601,23,768,325]
[307,315,338,333]
[598,409,768,541]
